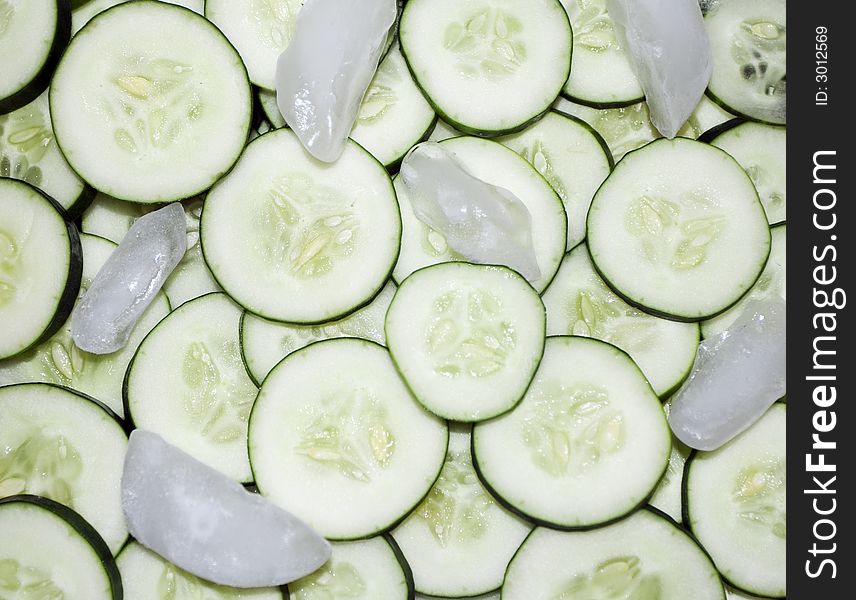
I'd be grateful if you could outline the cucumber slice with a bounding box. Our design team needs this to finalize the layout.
[427,119,465,143]
[497,110,613,249]
[704,120,786,225]
[0,495,121,599]
[473,336,670,528]
[559,0,643,107]
[349,45,437,169]
[541,244,699,397]
[257,88,284,128]
[117,541,286,599]
[501,509,725,599]
[702,224,785,339]
[201,128,401,324]
[81,194,221,308]
[392,136,566,293]
[417,594,498,600]
[125,293,259,482]
[249,338,448,540]
[392,424,531,598]
[0,0,69,114]
[0,233,170,417]
[0,178,81,361]
[556,95,734,162]
[0,383,128,553]
[587,138,771,321]
[205,0,303,91]
[240,280,396,386]
[386,263,546,422]
[685,404,786,598]
[400,0,572,135]
[648,401,692,523]
[0,91,92,218]
[288,536,412,599]
[72,0,204,34]
[705,0,786,125]
[50,0,252,202]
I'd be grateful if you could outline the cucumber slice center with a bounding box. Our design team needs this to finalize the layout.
[181,341,255,444]
[0,103,53,187]
[292,560,366,599]
[261,175,360,280]
[570,0,620,54]
[732,18,786,98]
[568,291,659,353]
[0,558,66,598]
[295,391,397,483]
[0,216,32,308]
[0,432,83,504]
[516,139,567,203]
[416,447,493,547]
[553,556,661,600]
[109,57,203,156]
[357,61,402,125]
[624,192,727,272]
[249,0,302,51]
[0,1,14,37]
[732,457,786,539]
[521,383,624,477]
[426,289,518,379]
[443,7,527,81]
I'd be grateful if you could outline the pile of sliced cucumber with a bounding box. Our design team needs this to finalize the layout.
[0,0,786,598]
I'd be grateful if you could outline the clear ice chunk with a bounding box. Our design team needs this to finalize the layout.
[71,203,186,354]
[275,0,398,162]
[668,298,786,451]
[122,430,331,588]
[606,0,712,138]
[399,142,541,282]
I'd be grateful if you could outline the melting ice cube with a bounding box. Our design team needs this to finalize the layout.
[275,0,398,162]
[399,142,541,282]
[606,0,712,138]
[668,298,786,451]
[122,430,331,588]
[71,203,186,354]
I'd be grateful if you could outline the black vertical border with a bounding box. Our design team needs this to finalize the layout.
[788,0,851,596]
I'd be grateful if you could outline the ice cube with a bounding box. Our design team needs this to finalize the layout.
[399,142,541,282]
[275,0,397,162]
[668,298,786,451]
[71,203,186,354]
[122,430,331,588]
[606,0,712,138]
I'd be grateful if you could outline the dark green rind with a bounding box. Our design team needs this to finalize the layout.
[704,88,786,128]
[0,494,124,599]
[385,262,546,424]
[559,90,645,111]
[471,336,670,531]
[500,507,725,600]
[384,534,417,600]
[585,138,772,323]
[550,109,616,171]
[237,310,263,388]
[0,178,83,361]
[696,117,747,144]
[199,132,401,326]
[398,0,572,138]
[0,381,128,432]
[246,338,449,542]
[49,1,252,204]
[0,1,71,115]
[384,114,438,174]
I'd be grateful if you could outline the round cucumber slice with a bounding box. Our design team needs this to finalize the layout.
[559,0,643,107]
[125,293,258,482]
[0,495,122,599]
[497,110,613,250]
[288,536,412,599]
[705,0,786,125]
[587,138,771,321]
[201,128,401,324]
[400,0,572,135]
[249,338,448,540]
[0,178,81,361]
[0,233,170,418]
[50,0,252,202]
[473,336,670,529]
[117,540,286,599]
[501,509,725,600]
[685,404,786,598]
[386,263,546,422]
[541,244,699,397]
[392,424,531,597]
[392,136,567,293]
[0,383,128,553]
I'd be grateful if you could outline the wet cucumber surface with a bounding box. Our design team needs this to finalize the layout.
[0,0,786,596]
